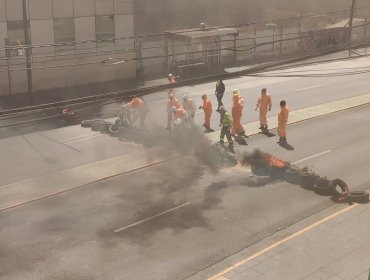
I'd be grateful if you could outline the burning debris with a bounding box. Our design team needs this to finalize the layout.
[80,111,369,205]
[240,149,369,204]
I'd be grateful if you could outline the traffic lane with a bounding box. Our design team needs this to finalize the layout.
[142,58,370,129]
[2,106,370,279]
[240,103,370,190]
[0,156,338,280]
[0,124,145,187]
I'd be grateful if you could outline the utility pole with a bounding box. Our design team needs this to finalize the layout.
[22,0,33,104]
[348,0,357,56]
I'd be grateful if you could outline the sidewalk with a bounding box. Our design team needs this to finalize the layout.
[196,196,370,280]
[206,92,370,143]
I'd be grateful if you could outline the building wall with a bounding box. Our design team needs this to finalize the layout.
[0,0,135,96]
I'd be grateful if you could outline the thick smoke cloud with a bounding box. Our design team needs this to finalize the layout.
[135,0,350,34]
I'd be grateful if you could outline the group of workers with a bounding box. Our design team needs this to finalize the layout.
[122,74,290,147]
[198,80,290,148]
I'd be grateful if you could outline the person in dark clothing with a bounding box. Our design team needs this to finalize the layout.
[215,79,225,111]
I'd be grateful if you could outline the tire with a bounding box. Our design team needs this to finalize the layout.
[81,120,93,128]
[91,119,105,131]
[313,177,334,196]
[300,173,319,190]
[251,164,270,176]
[108,123,120,135]
[329,179,349,197]
[269,166,287,180]
[101,121,113,133]
[347,191,369,203]
[285,169,301,185]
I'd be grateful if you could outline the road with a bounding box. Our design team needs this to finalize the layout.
[0,56,370,279]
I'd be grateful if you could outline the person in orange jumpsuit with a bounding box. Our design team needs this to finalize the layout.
[277,100,289,144]
[255,88,272,131]
[126,97,147,128]
[168,73,176,96]
[231,89,246,137]
[199,94,214,132]
[167,94,181,130]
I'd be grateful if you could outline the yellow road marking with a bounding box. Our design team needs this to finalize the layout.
[208,204,358,280]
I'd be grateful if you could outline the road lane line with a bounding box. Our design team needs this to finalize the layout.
[65,133,104,144]
[296,84,328,91]
[207,204,358,280]
[292,150,332,164]
[0,156,182,212]
[114,201,191,233]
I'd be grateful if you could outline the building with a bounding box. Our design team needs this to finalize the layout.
[0,0,135,96]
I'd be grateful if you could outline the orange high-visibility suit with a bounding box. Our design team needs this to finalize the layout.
[231,94,245,135]
[126,97,146,128]
[167,97,181,111]
[202,97,212,129]
[277,105,289,137]
[256,93,272,128]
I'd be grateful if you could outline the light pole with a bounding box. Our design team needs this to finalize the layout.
[22,0,33,104]
[348,0,357,56]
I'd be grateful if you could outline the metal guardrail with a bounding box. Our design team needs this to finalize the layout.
[1,40,370,117]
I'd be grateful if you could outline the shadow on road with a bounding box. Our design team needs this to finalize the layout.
[279,142,295,150]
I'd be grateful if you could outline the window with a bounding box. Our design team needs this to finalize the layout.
[96,15,115,49]
[54,18,75,53]
[6,21,28,57]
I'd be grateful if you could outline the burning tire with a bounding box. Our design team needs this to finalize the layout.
[285,167,301,185]
[313,177,334,196]
[347,191,369,203]
[300,173,319,190]
[329,179,349,197]
[251,164,270,176]
[269,166,287,180]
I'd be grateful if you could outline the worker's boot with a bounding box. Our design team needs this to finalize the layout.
[282,137,287,144]
[277,137,283,144]
[239,131,248,138]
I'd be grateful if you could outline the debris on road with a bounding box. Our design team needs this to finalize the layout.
[240,149,369,204]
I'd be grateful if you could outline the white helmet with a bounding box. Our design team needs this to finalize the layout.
[174,118,182,125]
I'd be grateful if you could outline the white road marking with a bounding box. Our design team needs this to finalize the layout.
[65,134,104,144]
[114,201,191,233]
[292,150,332,164]
[61,133,99,143]
[296,84,328,91]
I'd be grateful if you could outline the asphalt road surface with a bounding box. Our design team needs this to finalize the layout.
[1,102,369,280]
[2,55,370,137]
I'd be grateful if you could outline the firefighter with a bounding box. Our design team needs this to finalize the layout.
[199,94,214,132]
[218,106,234,149]
[231,89,246,137]
[126,97,147,128]
[168,73,176,96]
[277,100,289,144]
[255,88,272,131]
[182,94,196,126]
[215,79,225,111]
[167,94,181,130]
